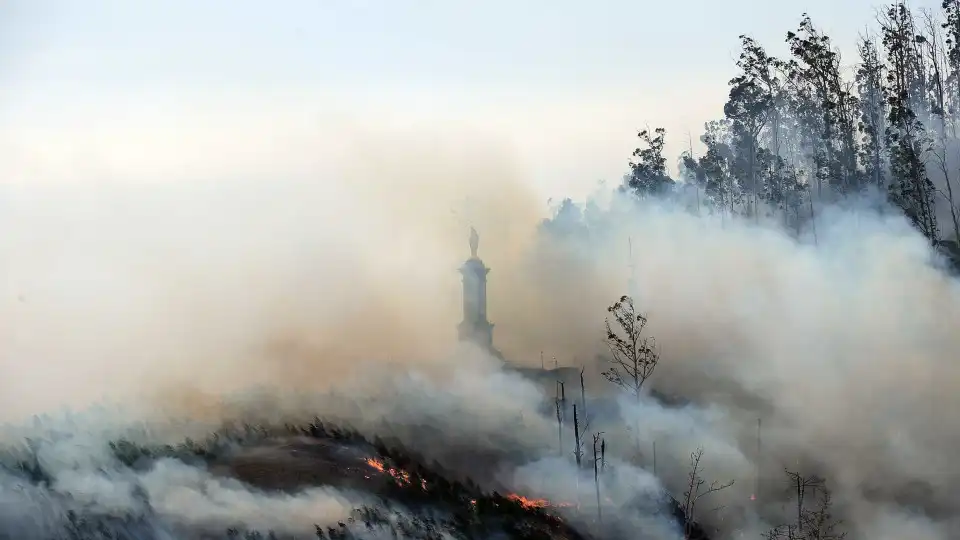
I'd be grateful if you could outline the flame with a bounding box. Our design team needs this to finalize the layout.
[508,494,549,509]
[507,493,574,509]
[364,457,420,488]
[366,458,565,507]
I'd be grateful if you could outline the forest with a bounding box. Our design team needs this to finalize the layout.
[3,2,960,540]
[624,1,960,270]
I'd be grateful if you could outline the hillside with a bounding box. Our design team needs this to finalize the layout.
[0,420,710,540]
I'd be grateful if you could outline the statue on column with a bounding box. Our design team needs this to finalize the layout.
[469,227,479,258]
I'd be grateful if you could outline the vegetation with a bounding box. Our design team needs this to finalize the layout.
[763,470,845,540]
[13,4,958,540]
[602,294,660,463]
[601,295,660,407]
[4,420,592,540]
[680,449,735,540]
[626,2,960,269]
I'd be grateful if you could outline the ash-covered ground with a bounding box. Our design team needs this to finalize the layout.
[0,415,700,540]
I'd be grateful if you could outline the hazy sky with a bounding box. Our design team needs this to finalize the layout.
[0,0,943,201]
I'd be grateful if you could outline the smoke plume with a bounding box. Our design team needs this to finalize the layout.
[2,118,960,538]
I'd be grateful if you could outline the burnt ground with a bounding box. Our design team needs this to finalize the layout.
[6,421,709,539]
[199,424,709,540]
[197,424,595,539]
[208,436,387,493]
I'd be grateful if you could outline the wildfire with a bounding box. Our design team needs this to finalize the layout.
[364,458,568,510]
[507,493,574,509]
[364,457,419,488]
[508,494,549,509]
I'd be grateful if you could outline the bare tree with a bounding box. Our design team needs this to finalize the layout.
[573,404,583,467]
[555,399,562,457]
[786,470,824,535]
[652,440,657,476]
[802,487,845,539]
[600,438,605,472]
[602,295,660,458]
[764,470,845,540]
[555,381,566,457]
[572,368,592,468]
[919,9,960,243]
[592,432,604,523]
[579,367,587,430]
[681,448,735,539]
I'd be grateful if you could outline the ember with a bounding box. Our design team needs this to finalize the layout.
[508,494,549,509]
[507,494,574,509]
[365,457,414,486]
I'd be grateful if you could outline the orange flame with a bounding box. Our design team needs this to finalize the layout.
[508,494,549,509]
[364,457,418,487]
[367,459,565,507]
[507,493,574,509]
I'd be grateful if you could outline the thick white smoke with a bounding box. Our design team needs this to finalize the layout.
[525,194,960,539]
[0,433,366,537]
[1,115,959,538]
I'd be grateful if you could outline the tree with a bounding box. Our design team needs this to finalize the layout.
[602,295,660,461]
[942,0,960,115]
[785,15,861,197]
[626,128,675,198]
[555,381,565,457]
[592,432,604,523]
[601,295,660,404]
[689,119,739,221]
[572,368,591,468]
[786,470,824,536]
[726,36,780,220]
[856,35,889,189]
[881,3,940,243]
[764,470,845,540]
[681,447,735,539]
[920,8,960,243]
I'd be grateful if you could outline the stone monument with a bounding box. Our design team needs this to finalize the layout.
[457,227,495,351]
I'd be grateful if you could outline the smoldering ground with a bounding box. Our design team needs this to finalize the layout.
[1,122,959,538]
[0,125,681,538]
[0,345,684,539]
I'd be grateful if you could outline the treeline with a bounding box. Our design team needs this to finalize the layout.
[625,1,960,266]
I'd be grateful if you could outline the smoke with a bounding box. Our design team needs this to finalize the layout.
[507,456,683,539]
[0,125,546,421]
[0,431,368,537]
[522,194,960,538]
[2,113,960,538]
[0,421,281,534]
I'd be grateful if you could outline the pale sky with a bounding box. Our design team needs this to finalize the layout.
[0,0,943,202]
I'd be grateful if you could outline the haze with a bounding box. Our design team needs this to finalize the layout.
[0,0,942,200]
[2,3,960,539]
